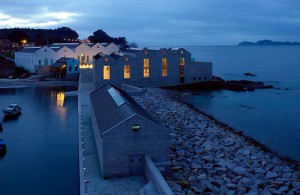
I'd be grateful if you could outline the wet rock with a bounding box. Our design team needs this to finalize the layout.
[190,163,201,169]
[233,166,246,175]
[134,88,300,194]
[180,181,190,189]
[266,171,278,179]
[243,148,251,156]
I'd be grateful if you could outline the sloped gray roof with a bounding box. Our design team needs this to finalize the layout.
[51,57,78,67]
[90,83,152,134]
[56,57,75,63]
[18,47,41,53]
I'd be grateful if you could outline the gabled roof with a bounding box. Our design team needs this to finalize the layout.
[18,47,41,53]
[90,83,152,134]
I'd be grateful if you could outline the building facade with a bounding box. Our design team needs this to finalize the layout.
[51,57,80,80]
[94,47,212,88]
[15,42,119,73]
[90,83,169,178]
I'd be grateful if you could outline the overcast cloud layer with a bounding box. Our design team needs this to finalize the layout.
[0,0,299,46]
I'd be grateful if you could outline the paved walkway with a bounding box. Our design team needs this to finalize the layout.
[78,80,147,195]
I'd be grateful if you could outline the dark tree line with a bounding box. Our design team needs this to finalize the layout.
[0,27,138,48]
[88,29,138,49]
[0,27,79,46]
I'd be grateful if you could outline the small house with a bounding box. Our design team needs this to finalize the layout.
[51,57,80,80]
[90,83,169,178]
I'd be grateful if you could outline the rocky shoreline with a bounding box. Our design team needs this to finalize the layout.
[134,88,300,194]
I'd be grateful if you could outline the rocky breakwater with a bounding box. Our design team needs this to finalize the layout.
[134,88,300,194]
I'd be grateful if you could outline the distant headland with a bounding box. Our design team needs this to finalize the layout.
[238,40,300,46]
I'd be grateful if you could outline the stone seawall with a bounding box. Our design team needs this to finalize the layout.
[134,88,300,194]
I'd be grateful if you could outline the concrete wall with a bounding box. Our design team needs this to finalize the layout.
[94,48,194,88]
[100,114,169,178]
[144,156,174,195]
[185,61,213,83]
[90,103,104,175]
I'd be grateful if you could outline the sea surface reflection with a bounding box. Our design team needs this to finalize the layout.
[0,86,79,195]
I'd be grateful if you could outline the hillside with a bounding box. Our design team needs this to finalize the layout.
[238,40,300,46]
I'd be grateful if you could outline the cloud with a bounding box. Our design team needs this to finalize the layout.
[0,0,300,45]
[0,9,78,28]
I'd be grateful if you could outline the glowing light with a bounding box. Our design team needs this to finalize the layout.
[21,40,27,45]
[56,91,65,107]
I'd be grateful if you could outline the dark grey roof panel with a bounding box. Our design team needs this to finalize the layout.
[18,47,41,53]
[90,83,152,134]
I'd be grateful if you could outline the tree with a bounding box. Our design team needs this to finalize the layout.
[8,30,30,44]
[88,29,113,43]
[128,42,138,48]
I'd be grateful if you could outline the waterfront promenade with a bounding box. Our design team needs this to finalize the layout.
[77,78,147,194]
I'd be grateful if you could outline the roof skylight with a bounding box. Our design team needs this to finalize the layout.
[107,87,125,107]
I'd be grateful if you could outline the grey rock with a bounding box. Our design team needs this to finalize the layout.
[226,183,237,190]
[243,148,251,156]
[220,185,229,193]
[278,186,289,193]
[190,163,201,169]
[197,173,207,180]
[233,166,246,175]
[266,171,278,179]
[261,189,271,195]
[293,182,300,188]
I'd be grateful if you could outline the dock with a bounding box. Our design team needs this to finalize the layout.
[77,76,146,194]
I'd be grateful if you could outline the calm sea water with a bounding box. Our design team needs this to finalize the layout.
[183,45,300,162]
[0,86,79,195]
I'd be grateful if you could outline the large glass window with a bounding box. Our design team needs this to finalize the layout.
[103,66,110,80]
[143,58,149,77]
[180,58,185,77]
[162,58,168,77]
[124,65,130,79]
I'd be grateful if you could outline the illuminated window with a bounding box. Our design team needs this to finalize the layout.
[162,58,168,77]
[105,58,108,62]
[81,53,85,64]
[143,58,149,77]
[124,65,130,79]
[180,58,185,77]
[125,57,128,62]
[103,66,110,80]
[64,49,66,52]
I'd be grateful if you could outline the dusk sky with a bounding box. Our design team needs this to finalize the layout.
[0,0,299,46]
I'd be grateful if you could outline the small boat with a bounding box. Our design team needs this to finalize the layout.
[2,104,22,120]
[0,139,6,150]
[0,139,7,156]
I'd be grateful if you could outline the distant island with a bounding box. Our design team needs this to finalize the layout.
[238,40,300,46]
